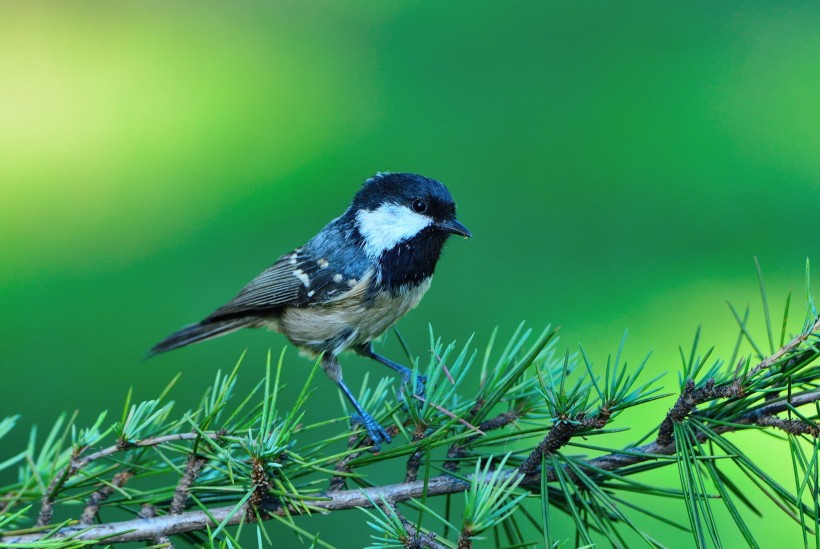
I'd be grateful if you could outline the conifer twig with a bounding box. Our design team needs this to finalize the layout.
[444,409,519,472]
[754,415,820,436]
[656,316,820,447]
[656,378,743,446]
[35,431,226,526]
[79,471,134,525]
[9,388,818,545]
[4,307,820,547]
[388,502,448,549]
[749,316,820,376]
[138,503,172,548]
[520,410,611,474]
[169,454,207,515]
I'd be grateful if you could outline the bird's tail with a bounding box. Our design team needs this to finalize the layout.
[146,318,252,358]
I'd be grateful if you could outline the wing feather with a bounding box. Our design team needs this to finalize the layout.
[205,249,351,320]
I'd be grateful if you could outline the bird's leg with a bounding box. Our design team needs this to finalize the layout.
[321,354,391,451]
[356,343,426,396]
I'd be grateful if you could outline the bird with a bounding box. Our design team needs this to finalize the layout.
[148,172,471,449]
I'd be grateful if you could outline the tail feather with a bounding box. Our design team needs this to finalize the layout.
[146,319,251,359]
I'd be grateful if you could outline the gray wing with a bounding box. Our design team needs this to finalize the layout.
[205,248,351,321]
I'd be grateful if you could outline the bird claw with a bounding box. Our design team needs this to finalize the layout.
[351,412,392,452]
[400,373,427,399]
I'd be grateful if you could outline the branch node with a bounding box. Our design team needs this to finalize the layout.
[386,502,447,549]
[331,426,400,491]
[755,415,820,437]
[247,458,274,520]
[457,528,474,549]
[330,438,359,491]
[36,462,79,526]
[657,378,743,446]
[405,431,428,482]
[519,419,576,475]
[444,410,519,473]
[169,454,208,515]
[79,470,134,525]
[138,503,173,547]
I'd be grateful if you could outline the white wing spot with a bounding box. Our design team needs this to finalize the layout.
[317,259,329,269]
[347,278,357,287]
[293,269,310,287]
[333,273,343,283]
[307,290,315,297]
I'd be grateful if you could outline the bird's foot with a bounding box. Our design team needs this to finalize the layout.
[351,412,392,452]
[400,372,427,399]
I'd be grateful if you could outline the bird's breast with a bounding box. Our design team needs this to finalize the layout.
[277,272,432,356]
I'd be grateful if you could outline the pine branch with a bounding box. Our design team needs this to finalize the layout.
[5,389,819,545]
[390,502,448,549]
[444,409,519,472]
[754,414,820,437]
[169,454,208,515]
[519,411,610,475]
[35,431,225,526]
[749,315,820,376]
[656,315,820,446]
[3,285,820,548]
[656,378,743,446]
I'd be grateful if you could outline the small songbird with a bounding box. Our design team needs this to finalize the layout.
[149,172,470,448]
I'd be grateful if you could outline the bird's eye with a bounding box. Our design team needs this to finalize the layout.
[411,199,427,213]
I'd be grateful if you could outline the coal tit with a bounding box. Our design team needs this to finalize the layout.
[149,172,470,449]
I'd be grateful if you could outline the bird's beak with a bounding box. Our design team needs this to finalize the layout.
[438,218,472,238]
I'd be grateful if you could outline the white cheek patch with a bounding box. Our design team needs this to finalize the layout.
[355,203,432,257]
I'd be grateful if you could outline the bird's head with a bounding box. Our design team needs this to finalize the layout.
[351,172,470,258]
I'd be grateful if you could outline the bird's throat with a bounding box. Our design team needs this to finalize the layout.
[377,227,448,293]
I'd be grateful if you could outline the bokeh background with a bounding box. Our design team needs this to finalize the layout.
[2,1,819,547]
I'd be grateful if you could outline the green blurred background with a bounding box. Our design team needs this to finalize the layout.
[2,1,819,547]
